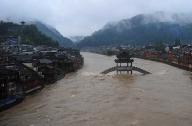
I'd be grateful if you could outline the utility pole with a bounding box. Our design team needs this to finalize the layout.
[18,21,25,53]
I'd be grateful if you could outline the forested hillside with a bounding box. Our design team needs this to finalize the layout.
[78,12,192,48]
[0,21,58,46]
[34,22,74,47]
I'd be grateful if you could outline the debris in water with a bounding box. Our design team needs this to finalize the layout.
[71,95,76,98]
[99,78,105,80]
[131,120,139,126]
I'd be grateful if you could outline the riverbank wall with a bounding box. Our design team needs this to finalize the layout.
[135,56,192,72]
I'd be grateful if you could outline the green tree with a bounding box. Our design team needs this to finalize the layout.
[154,42,165,52]
[174,39,181,46]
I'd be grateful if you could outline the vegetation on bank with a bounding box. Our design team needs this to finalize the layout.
[0,21,58,47]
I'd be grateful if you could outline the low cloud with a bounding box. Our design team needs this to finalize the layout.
[0,0,192,37]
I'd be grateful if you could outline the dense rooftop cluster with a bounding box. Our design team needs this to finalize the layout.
[0,39,83,110]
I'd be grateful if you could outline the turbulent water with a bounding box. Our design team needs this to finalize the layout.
[0,52,192,126]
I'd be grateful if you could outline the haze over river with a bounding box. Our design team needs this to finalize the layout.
[0,52,192,126]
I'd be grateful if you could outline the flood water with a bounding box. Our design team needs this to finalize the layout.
[0,52,192,126]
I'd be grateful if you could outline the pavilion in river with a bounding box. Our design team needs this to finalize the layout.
[101,51,150,75]
[115,51,134,74]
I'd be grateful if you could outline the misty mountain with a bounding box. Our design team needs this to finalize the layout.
[0,21,59,47]
[70,36,84,43]
[34,22,74,47]
[78,12,192,48]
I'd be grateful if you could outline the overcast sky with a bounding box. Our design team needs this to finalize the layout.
[0,0,192,37]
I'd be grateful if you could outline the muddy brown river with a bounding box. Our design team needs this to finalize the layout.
[0,52,192,126]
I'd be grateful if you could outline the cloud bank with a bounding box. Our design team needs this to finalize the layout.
[0,0,192,37]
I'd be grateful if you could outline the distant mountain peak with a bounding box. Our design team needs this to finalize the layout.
[34,21,74,47]
[102,12,192,33]
[78,12,192,48]
[70,36,84,43]
[129,12,192,25]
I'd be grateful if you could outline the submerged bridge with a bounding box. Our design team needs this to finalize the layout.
[101,50,151,75]
[101,66,151,75]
